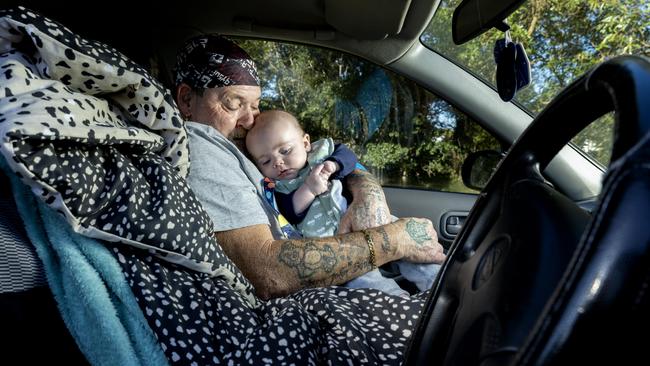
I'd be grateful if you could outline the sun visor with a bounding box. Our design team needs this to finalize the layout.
[324,0,412,40]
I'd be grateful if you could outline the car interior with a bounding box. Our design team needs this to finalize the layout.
[1,0,648,364]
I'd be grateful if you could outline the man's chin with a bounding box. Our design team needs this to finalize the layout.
[229,127,248,140]
[229,129,248,151]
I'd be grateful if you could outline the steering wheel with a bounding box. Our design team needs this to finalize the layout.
[405,56,650,365]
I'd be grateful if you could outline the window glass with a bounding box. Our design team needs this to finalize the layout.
[240,40,501,193]
[420,0,647,168]
[571,112,614,167]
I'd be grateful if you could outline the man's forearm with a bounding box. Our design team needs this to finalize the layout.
[275,227,399,290]
[340,169,391,232]
[216,223,404,299]
[345,169,385,201]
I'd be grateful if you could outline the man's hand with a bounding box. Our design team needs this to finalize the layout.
[394,217,446,264]
[339,169,391,233]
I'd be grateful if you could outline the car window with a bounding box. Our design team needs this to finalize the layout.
[239,40,502,193]
[420,0,648,167]
[571,112,614,167]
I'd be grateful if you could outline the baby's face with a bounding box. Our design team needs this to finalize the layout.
[246,118,310,180]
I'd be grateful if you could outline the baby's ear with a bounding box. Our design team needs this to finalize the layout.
[303,134,311,151]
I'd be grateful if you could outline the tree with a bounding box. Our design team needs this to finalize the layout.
[238,39,500,191]
[237,0,647,189]
[423,0,649,165]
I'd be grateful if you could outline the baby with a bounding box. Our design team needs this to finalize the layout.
[246,110,440,297]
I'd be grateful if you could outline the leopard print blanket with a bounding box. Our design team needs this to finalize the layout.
[0,7,426,365]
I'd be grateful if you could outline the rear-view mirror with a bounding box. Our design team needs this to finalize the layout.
[452,0,527,44]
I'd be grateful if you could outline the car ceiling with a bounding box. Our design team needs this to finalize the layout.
[8,0,439,68]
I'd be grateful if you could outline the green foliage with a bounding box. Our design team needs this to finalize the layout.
[236,0,645,190]
[362,143,410,169]
[238,39,501,191]
[422,0,649,166]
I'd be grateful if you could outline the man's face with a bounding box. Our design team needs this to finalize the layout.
[189,85,261,145]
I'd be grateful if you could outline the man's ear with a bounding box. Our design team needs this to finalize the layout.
[176,83,193,118]
[304,133,311,151]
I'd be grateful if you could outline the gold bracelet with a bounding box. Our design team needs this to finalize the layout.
[362,230,377,269]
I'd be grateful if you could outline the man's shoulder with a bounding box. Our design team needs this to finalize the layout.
[186,122,224,141]
[186,122,236,155]
[185,122,235,172]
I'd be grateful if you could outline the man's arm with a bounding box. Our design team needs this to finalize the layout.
[216,217,444,300]
[338,169,392,234]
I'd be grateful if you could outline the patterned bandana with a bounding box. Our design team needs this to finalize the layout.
[173,34,260,89]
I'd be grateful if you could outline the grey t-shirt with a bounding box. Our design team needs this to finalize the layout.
[185,122,283,238]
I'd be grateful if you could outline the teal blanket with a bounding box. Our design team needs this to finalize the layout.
[2,158,168,366]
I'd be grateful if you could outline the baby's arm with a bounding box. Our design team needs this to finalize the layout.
[326,144,357,179]
[292,161,338,214]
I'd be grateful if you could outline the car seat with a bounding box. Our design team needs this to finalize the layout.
[0,169,87,363]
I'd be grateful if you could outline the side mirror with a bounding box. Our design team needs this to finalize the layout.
[461,150,503,191]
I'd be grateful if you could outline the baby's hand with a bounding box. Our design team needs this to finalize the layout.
[305,163,333,196]
[321,160,339,176]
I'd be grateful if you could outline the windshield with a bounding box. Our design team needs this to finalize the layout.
[421,0,649,166]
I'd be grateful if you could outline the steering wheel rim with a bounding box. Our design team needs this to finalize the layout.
[405,55,650,365]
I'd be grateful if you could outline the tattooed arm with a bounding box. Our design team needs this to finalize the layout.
[336,169,446,257]
[338,169,392,233]
[215,217,445,300]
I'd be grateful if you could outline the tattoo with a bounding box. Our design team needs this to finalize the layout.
[335,236,370,274]
[345,170,391,228]
[347,171,383,195]
[278,241,337,279]
[277,228,380,288]
[375,206,389,225]
[358,183,384,200]
[406,219,431,246]
[346,170,372,180]
[378,227,391,253]
[277,235,373,288]
[352,200,372,228]
[344,198,390,232]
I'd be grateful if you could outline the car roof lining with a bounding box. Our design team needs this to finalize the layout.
[9,0,439,70]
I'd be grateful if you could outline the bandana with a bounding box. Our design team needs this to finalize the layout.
[173,34,260,89]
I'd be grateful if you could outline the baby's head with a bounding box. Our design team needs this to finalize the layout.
[246,110,311,180]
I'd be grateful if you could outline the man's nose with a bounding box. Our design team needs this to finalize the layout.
[238,108,255,129]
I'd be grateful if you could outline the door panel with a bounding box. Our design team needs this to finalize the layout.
[383,187,477,249]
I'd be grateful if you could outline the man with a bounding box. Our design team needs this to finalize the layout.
[173,34,445,299]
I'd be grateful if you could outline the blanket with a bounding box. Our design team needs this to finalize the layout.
[0,6,256,306]
[2,156,168,366]
[0,6,427,365]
